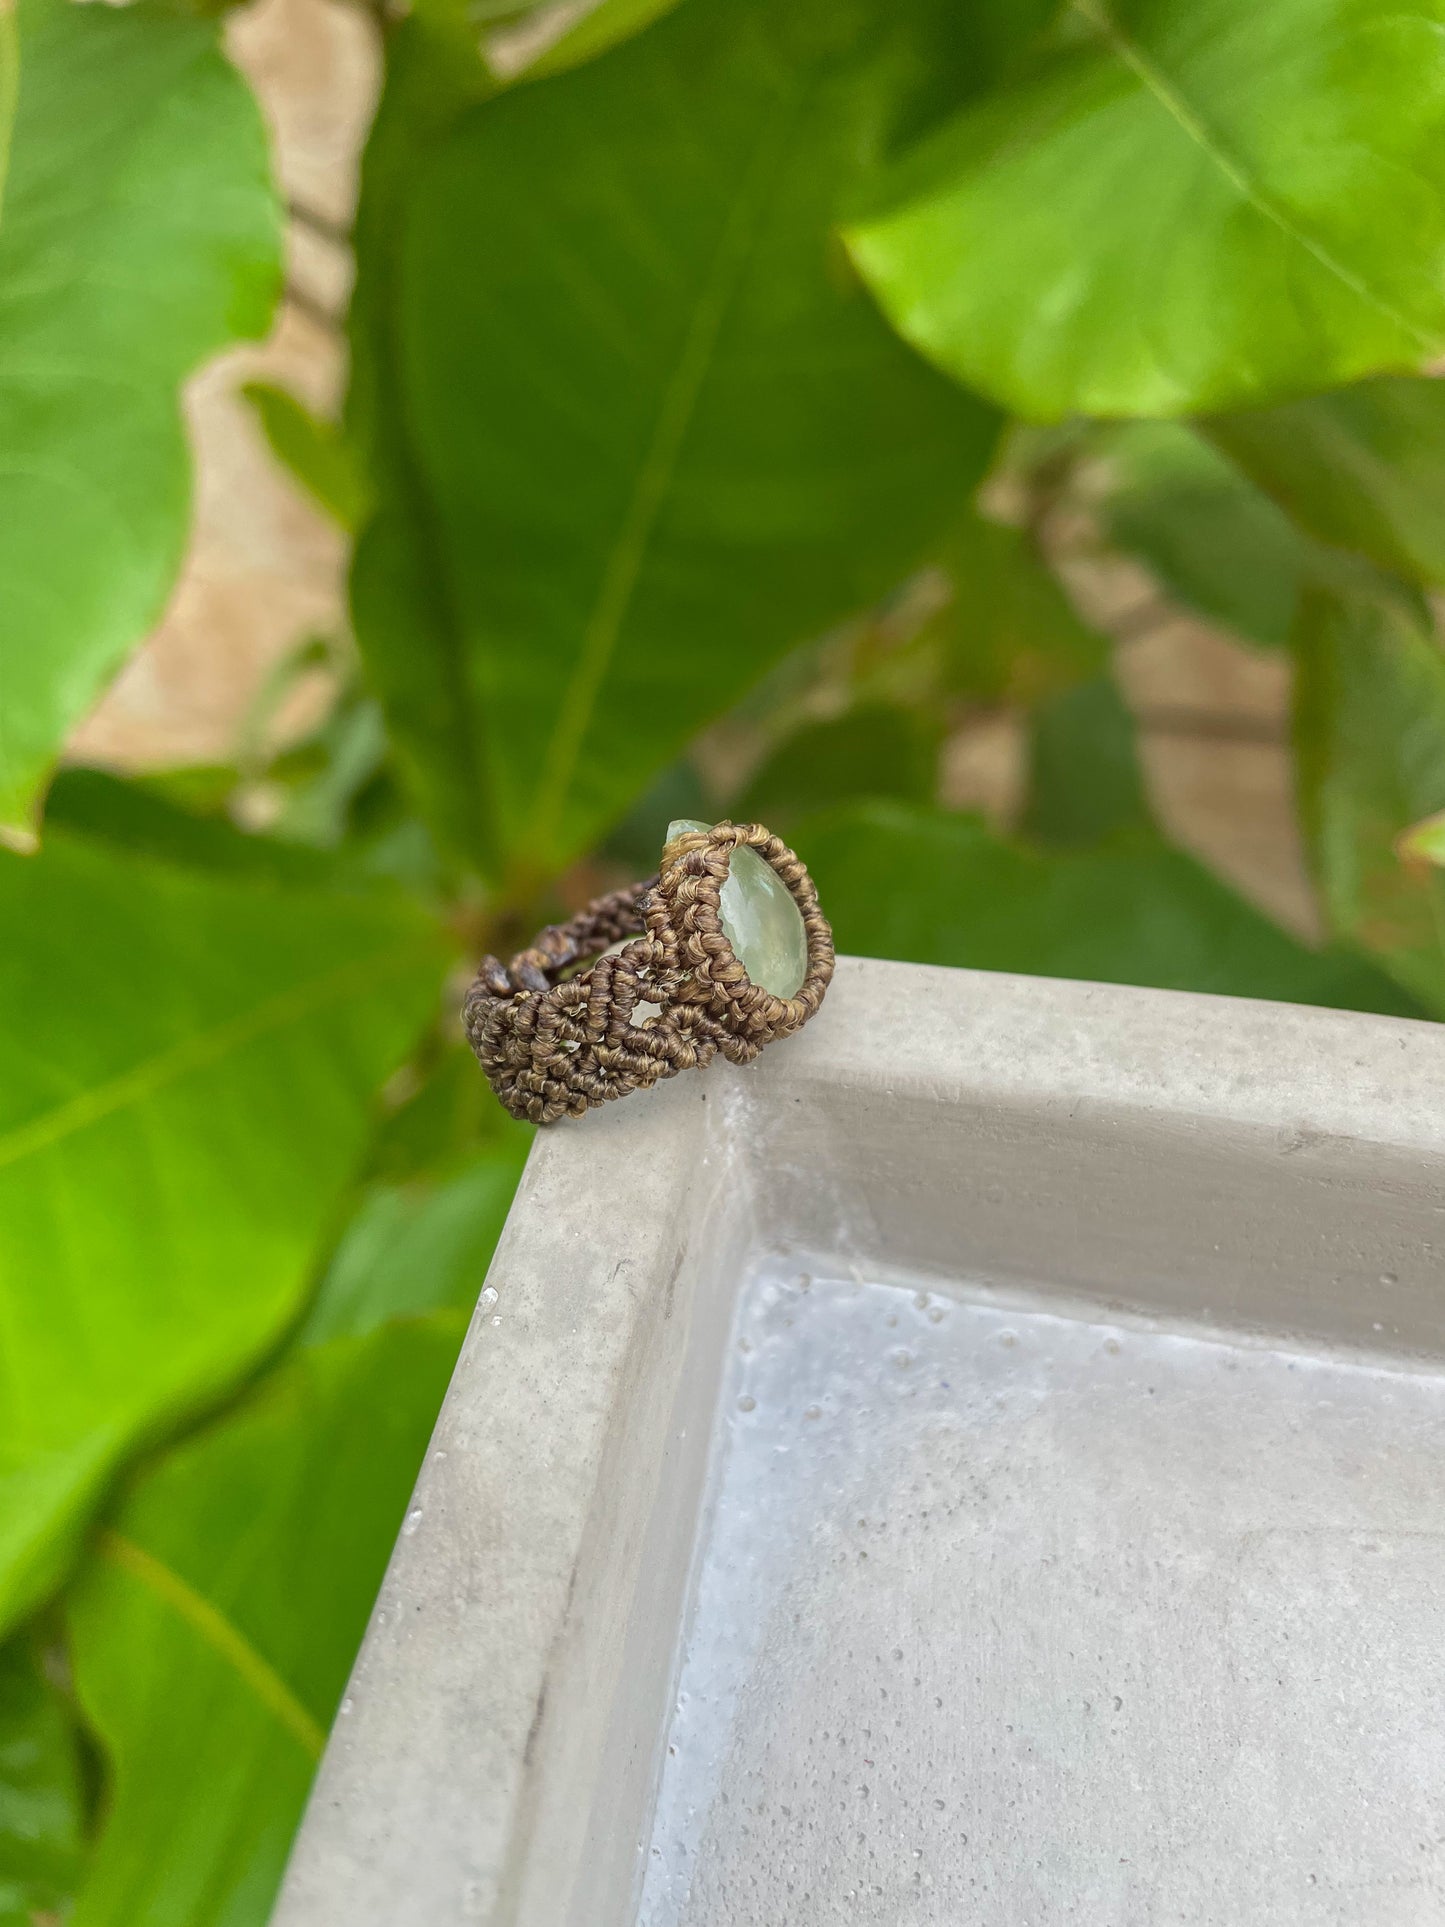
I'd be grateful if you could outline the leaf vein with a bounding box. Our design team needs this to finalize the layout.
[0,934,438,1172]
[1072,0,1440,353]
[97,1528,326,1759]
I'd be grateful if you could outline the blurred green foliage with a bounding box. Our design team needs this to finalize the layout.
[0,0,280,840]
[4,0,1445,1915]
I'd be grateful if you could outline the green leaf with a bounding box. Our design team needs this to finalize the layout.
[42,768,339,888]
[600,756,714,875]
[359,1044,513,1186]
[1206,375,1445,589]
[1397,808,1445,867]
[735,704,938,833]
[349,502,481,882]
[347,17,493,463]
[1022,672,1151,846]
[241,383,371,534]
[934,511,1107,702]
[265,699,391,853]
[298,1040,530,1347]
[298,1142,527,1347]
[801,800,1420,1014]
[1099,422,1322,648]
[1293,578,1445,1012]
[361,0,1002,884]
[45,759,441,899]
[67,1317,462,1927]
[0,0,281,837]
[0,12,16,231]
[847,0,1445,419]
[343,14,499,877]
[117,764,243,819]
[523,0,684,78]
[0,1637,84,1925]
[0,834,447,1636]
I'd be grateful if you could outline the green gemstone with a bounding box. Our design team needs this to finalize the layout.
[666,820,807,999]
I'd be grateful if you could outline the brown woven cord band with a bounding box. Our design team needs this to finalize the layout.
[463,821,835,1124]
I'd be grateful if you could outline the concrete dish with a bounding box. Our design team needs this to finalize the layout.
[274,958,1445,1926]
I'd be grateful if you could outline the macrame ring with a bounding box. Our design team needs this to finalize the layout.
[462,821,835,1125]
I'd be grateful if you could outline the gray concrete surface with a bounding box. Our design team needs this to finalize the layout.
[273,958,1445,1926]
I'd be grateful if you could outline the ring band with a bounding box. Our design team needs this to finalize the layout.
[463,821,835,1124]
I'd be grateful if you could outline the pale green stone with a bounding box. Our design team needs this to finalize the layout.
[666,820,808,998]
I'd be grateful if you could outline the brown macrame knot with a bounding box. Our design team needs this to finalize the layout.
[462,821,834,1124]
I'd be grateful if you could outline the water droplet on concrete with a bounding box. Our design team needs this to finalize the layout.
[479,1286,498,1311]
[403,1506,423,1536]
[737,1394,756,1413]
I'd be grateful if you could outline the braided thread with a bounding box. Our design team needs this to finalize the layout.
[463,822,834,1123]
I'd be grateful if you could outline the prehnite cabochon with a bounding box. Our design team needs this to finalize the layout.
[666,821,807,999]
